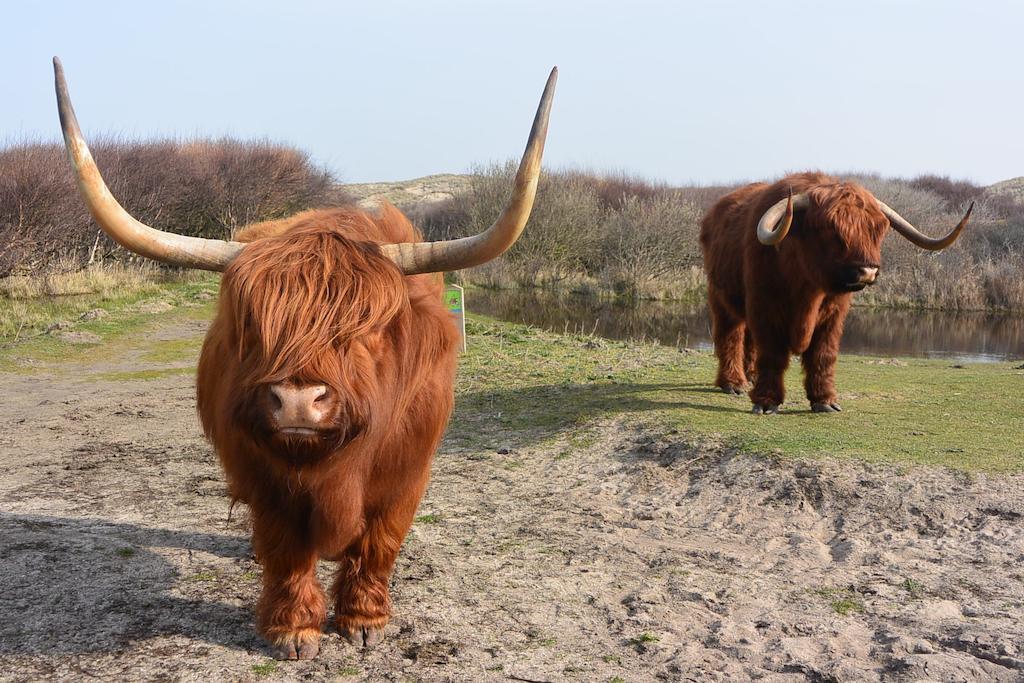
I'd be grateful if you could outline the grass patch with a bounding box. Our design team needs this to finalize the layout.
[454,317,1024,471]
[414,513,441,524]
[188,571,218,583]
[0,273,218,373]
[0,265,212,339]
[251,660,278,677]
[140,337,204,364]
[902,577,926,599]
[93,367,196,382]
[116,547,135,558]
[814,587,865,615]
[831,598,865,616]
[629,632,660,646]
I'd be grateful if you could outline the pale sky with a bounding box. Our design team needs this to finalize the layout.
[1,0,1021,185]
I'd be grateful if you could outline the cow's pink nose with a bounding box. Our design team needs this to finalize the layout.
[857,266,879,283]
[269,383,329,430]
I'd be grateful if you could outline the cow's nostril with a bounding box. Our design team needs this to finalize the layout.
[268,388,283,411]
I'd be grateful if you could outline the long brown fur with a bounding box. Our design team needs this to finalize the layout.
[197,202,459,652]
[699,172,888,412]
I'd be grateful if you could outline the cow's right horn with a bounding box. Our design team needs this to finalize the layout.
[53,57,245,272]
[380,67,558,275]
[756,191,810,246]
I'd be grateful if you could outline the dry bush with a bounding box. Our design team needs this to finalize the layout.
[599,194,703,299]
[417,165,708,296]
[559,170,673,210]
[908,174,984,210]
[404,195,472,243]
[0,138,344,276]
[447,163,605,287]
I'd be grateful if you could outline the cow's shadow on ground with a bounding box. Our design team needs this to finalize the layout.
[453,380,742,448]
[452,379,822,451]
[0,512,261,656]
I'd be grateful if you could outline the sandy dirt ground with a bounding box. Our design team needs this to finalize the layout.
[1,315,1023,682]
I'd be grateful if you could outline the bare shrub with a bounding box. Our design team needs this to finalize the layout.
[0,138,344,276]
[404,195,471,243]
[908,174,984,210]
[599,194,703,299]
[450,162,605,287]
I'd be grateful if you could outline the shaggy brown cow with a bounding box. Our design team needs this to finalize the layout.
[700,172,971,414]
[53,57,556,659]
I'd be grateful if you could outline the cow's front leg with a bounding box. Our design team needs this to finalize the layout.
[749,340,790,413]
[708,293,749,394]
[332,512,410,648]
[801,301,848,413]
[253,516,326,660]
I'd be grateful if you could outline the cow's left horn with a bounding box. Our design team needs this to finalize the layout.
[877,199,973,251]
[380,67,558,275]
[54,57,245,272]
[756,191,810,246]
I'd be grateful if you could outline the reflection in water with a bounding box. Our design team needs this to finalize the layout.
[469,289,1024,363]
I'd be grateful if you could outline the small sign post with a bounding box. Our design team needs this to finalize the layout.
[444,284,466,352]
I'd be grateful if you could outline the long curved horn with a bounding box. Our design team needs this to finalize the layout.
[54,57,244,272]
[380,67,558,275]
[756,191,810,246]
[877,199,973,251]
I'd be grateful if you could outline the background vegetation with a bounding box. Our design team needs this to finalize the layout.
[0,138,348,276]
[2,138,1022,311]
[411,166,1024,311]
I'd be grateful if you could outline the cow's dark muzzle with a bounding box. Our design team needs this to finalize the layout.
[838,264,880,292]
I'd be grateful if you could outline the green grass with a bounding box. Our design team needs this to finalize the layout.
[251,660,278,677]
[140,337,204,364]
[628,632,660,646]
[814,587,866,615]
[453,317,1024,471]
[902,577,926,599]
[93,367,196,382]
[414,513,442,524]
[1,275,1020,472]
[0,275,217,373]
[831,597,865,615]
[0,266,213,340]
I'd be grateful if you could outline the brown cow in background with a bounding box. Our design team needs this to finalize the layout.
[700,172,971,414]
[54,57,556,660]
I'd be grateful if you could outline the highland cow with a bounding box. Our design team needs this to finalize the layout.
[53,57,556,659]
[699,172,971,414]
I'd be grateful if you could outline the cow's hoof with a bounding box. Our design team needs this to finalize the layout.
[341,623,385,648]
[811,402,842,413]
[752,403,780,415]
[271,629,321,660]
[720,385,745,395]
